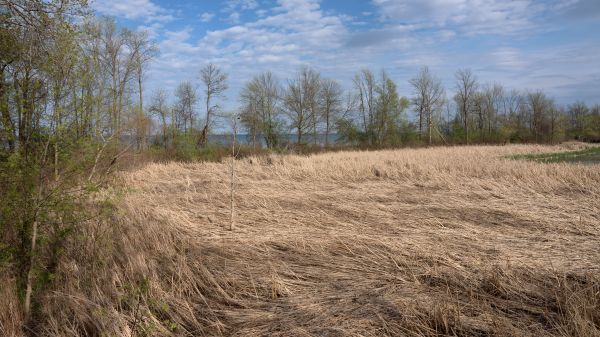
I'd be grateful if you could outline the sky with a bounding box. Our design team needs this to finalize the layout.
[91,0,600,113]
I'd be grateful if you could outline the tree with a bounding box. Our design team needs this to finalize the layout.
[149,88,170,147]
[96,17,138,137]
[526,91,554,142]
[284,67,320,145]
[284,73,309,145]
[353,69,376,145]
[409,66,445,144]
[199,63,228,146]
[0,0,117,327]
[127,29,158,150]
[548,105,566,144]
[319,78,343,147]
[567,101,588,139]
[239,71,282,148]
[301,67,321,145]
[454,69,477,144]
[479,83,504,141]
[374,71,405,145]
[503,89,525,141]
[173,81,198,134]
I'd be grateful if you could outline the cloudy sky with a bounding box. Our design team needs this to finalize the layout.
[92,0,600,110]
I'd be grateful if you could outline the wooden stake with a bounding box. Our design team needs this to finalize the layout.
[230,117,237,231]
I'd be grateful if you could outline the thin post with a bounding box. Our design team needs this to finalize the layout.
[230,117,237,231]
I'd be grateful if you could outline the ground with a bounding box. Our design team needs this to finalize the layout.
[110,143,600,336]
[22,143,598,337]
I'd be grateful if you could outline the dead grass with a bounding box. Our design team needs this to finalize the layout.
[0,276,22,336]
[4,143,600,336]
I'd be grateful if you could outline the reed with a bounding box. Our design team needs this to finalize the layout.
[3,143,599,336]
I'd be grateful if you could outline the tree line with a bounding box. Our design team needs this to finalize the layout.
[236,67,599,147]
[150,67,600,152]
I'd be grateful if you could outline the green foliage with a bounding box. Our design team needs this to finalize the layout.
[581,114,600,141]
[262,120,285,149]
[171,133,229,162]
[172,133,199,161]
[335,118,366,145]
[509,146,600,164]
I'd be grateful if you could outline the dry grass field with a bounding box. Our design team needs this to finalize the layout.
[3,143,599,336]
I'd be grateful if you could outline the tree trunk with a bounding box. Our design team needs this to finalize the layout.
[463,102,469,144]
[0,68,16,151]
[54,89,61,182]
[325,113,330,147]
[137,67,144,150]
[24,219,38,318]
[201,94,211,146]
[419,106,423,141]
[428,109,432,145]
[312,105,317,146]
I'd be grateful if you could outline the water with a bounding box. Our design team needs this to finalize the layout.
[208,133,341,147]
[126,133,341,148]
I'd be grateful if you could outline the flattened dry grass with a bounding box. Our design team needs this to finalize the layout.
[6,143,599,336]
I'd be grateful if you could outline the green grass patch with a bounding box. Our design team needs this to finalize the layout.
[509,146,600,164]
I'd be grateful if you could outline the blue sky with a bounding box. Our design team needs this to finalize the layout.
[92,0,600,112]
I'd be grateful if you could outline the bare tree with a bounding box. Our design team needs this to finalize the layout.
[567,101,588,137]
[319,78,343,147]
[199,63,228,146]
[173,81,198,133]
[126,29,158,149]
[240,71,282,148]
[454,68,477,144]
[353,69,376,144]
[240,95,260,147]
[149,88,169,147]
[284,75,309,145]
[301,67,321,145]
[479,83,504,141]
[284,67,320,145]
[526,91,553,142]
[410,66,445,144]
[548,105,564,144]
[97,18,138,138]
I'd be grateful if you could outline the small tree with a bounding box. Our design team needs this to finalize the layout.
[239,72,282,148]
[454,69,478,144]
[409,66,445,145]
[173,81,198,134]
[149,88,170,148]
[319,78,343,147]
[353,69,376,145]
[199,63,228,146]
[284,67,320,146]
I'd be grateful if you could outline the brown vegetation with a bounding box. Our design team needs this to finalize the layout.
[3,144,600,336]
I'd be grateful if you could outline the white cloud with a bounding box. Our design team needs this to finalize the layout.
[139,0,600,116]
[228,11,241,24]
[136,22,164,40]
[490,47,527,70]
[92,0,173,23]
[145,0,358,113]
[223,0,259,12]
[197,0,349,68]
[371,0,568,35]
[200,12,215,23]
[256,9,268,17]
